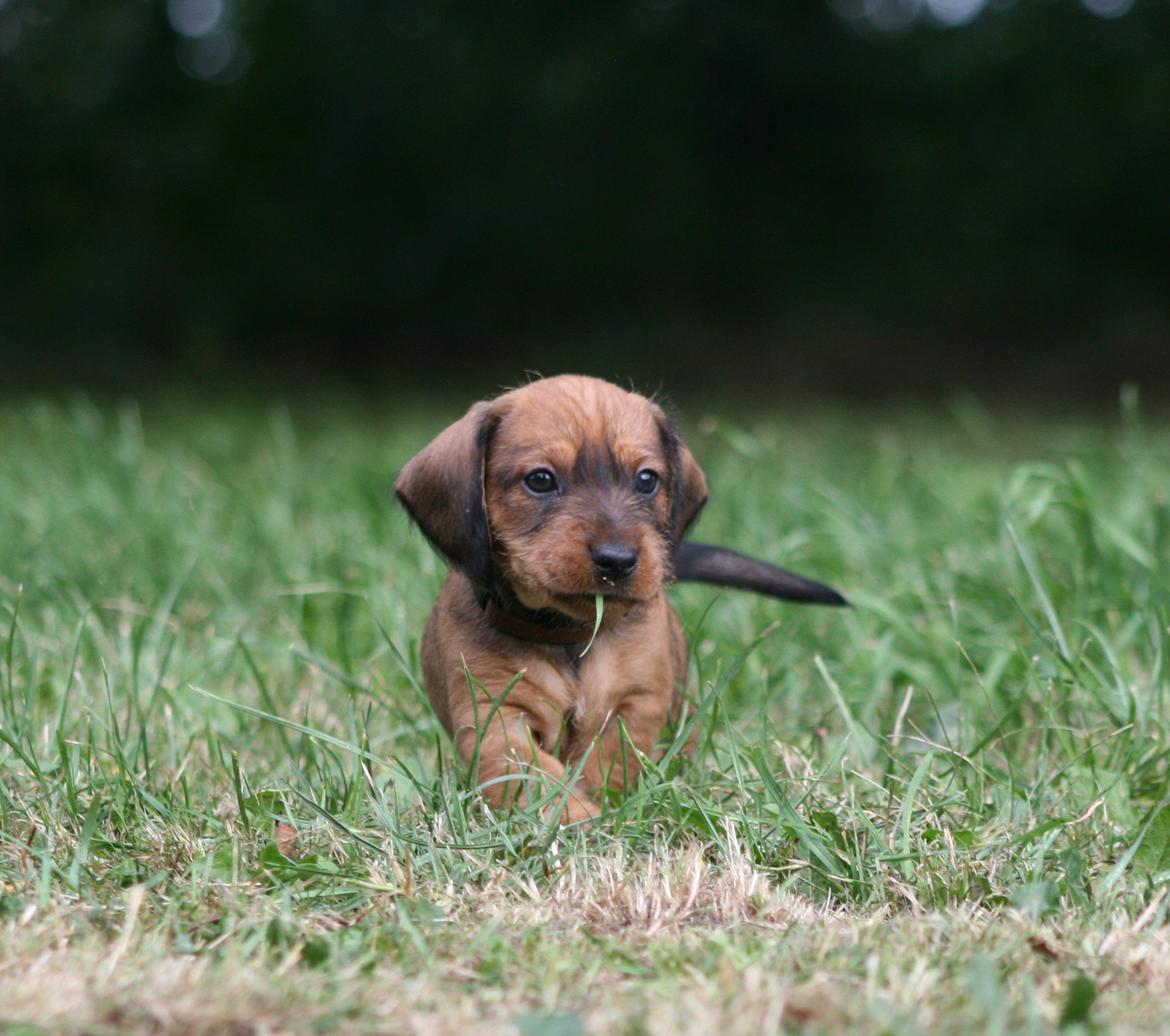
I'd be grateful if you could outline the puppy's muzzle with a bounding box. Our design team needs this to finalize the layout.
[590,542,639,583]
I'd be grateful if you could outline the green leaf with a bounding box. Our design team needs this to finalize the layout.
[1059,974,1096,1029]
[302,936,332,968]
[1009,880,1059,920]
[1134,808,1170,876]
[258,842,340,884]
[515,1014,585,1036]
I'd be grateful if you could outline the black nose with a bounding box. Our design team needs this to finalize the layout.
[591,543,639,581]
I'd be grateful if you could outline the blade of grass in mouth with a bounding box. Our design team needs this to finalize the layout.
[579,593,604,659]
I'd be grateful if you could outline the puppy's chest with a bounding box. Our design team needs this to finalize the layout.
[534,632,670,725]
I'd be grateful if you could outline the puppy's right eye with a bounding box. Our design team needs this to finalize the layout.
[523,468,559,495]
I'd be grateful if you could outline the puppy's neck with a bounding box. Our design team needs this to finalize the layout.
[475,582,597,646]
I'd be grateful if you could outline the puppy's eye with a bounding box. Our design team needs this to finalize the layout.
[634,469,659,495]
[523,468,559,495]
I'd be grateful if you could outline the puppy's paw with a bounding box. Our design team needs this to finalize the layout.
[556,793,601,826]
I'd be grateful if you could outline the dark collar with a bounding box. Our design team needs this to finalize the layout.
[478,590,596,646]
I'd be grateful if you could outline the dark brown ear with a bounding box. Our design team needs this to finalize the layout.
[658,414,708,542]
[394,402,498,587]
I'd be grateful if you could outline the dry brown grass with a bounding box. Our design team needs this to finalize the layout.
[5,841,1170,1035]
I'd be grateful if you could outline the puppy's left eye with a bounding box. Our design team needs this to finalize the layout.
[634,469,659,495]
[523,468,559,494]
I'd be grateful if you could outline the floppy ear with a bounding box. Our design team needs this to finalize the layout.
[394,402,498,587]
[659,415,708,543]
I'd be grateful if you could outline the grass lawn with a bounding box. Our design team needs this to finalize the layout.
[2,391,1170,1034]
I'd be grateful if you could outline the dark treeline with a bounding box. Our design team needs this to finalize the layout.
[3,1,1169,399]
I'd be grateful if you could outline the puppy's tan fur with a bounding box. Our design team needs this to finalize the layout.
[395,375,707,822]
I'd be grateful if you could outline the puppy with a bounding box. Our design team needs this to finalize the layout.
[395,375,844,822]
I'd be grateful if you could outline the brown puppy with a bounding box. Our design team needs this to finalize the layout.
[396,374,843,822]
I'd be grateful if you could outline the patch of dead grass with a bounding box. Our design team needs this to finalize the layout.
[464,825,843,936]
[4,862,1170,1035]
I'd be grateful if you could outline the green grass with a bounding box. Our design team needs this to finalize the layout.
[2,391,1170,1034]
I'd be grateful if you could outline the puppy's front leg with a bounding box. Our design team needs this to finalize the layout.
[571,688,673,797]
[451,693,600,823]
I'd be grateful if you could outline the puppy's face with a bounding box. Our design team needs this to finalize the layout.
[395,375,708,623]
[485,378,675,620]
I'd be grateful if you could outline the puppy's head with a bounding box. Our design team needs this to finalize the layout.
[395,375,707,622]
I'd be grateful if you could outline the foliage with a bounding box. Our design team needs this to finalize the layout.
[3,2,1169,391]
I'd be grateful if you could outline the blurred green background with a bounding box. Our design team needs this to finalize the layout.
[3,0,1168,401]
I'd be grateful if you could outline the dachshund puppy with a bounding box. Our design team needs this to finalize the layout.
[395,375,844,822]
